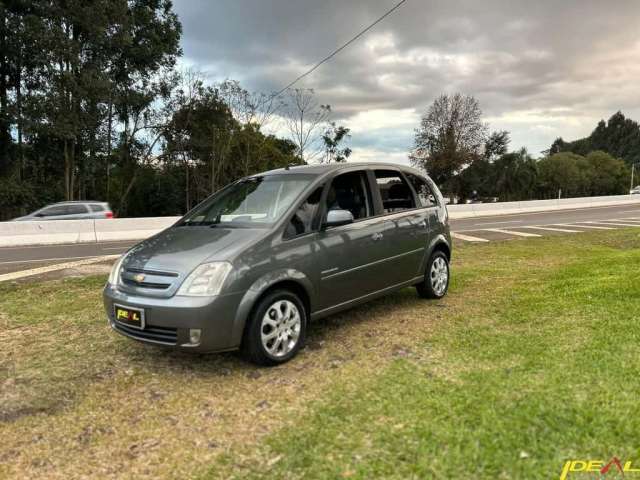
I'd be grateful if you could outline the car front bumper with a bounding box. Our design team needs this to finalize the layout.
[103,284,245,353]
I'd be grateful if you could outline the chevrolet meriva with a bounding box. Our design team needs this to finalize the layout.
[104,163,452,365]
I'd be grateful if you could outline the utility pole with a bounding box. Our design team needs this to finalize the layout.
[631,162,638,192]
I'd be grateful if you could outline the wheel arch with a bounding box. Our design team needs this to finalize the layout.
[431,239,451,261]
[421,234,452,274]
[231,269,314,347]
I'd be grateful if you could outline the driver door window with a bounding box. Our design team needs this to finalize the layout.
[38,205,68,217]
[325,171,372,221]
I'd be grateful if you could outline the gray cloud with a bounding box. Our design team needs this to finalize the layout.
[174,0,640,158]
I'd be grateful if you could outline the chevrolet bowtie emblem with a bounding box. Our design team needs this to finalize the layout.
[133,274,145,283]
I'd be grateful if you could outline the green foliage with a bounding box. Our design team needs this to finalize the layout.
[321,122,352,163]
[0,176,37,218]
[0,1,301,219]
[585,150,630,196]
[537,151,628,198]
[537,152,588,197]
[550,111,640,165]
[457,149,628,202]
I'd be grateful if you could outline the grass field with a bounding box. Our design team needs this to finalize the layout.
[1,230,639,479]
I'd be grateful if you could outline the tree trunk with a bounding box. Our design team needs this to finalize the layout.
[211,129,216,193]
[106,90,114,199]
[16,66,23,180]
[185,161,189,213]
[70,139,76,199]
[64,140,71,200]
[0,8,10,173]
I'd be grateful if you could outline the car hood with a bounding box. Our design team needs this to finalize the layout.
[124,226,265,273]
[119,226,266,298]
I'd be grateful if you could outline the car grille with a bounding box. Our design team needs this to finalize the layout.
[125,267,179,278]
[122,278,171,289]
[113,322,178,345]
[121,267,179,291]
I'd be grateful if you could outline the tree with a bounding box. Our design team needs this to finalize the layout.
[321,122,351,163]
[162,76,300,212]
[410,93,488,201]
[491,148,538,201]
[537,152,591,198]
[537,150,628,199]
[216,79,282,175]
[547,112,640,165]
[283,88,331,162]
[484,130,510,160]
[0,3,315,220]
[584,151,629,196]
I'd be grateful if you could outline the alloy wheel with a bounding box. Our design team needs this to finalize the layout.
[430,256,449,296]
[260,300,301,357]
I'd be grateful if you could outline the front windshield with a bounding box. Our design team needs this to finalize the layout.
[180,174,315,227]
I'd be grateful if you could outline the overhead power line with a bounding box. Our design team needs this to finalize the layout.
[269,0,409,100]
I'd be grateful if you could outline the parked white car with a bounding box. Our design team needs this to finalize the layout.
[631,186,640,195]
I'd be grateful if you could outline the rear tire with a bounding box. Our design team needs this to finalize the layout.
[241,289,307,366]
[416,250,450,299]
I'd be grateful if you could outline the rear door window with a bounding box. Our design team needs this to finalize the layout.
[63,204,89,215]
[374,170,416,213]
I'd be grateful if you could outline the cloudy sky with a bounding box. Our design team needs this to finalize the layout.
[173,0,640,164]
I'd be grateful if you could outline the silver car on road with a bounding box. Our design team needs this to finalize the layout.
[103,163,451,365]
[13,201,114,221]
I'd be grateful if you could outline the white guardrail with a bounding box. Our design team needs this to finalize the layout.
[447,193,640,219]
[0,194,639,248]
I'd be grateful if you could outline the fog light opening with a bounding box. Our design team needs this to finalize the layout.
[189,328,202,346]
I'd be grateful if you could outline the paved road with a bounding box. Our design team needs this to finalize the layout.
[1,202,640,276]
[0,240,137,275]
[450,203,640,242]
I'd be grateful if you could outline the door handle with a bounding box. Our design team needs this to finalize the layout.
[372,232,384,241]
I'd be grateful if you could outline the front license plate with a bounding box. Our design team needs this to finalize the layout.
[114,304,145,329]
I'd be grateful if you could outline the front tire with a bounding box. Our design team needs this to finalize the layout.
[241,289,307,366]
[416,250,450,299]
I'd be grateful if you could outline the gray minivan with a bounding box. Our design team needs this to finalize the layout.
[104,163,451,365]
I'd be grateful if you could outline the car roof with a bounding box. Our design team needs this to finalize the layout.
[257,162,427,178]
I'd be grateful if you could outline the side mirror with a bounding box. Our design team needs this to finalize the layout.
[35,212,46,217]
[324,209,354,228]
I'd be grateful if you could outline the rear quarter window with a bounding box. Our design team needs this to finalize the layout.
[405,173,438,207]
[89,204,105,212]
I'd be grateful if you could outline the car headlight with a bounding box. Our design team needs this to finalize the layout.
[176,262,232,297]
[107,254,127,286]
